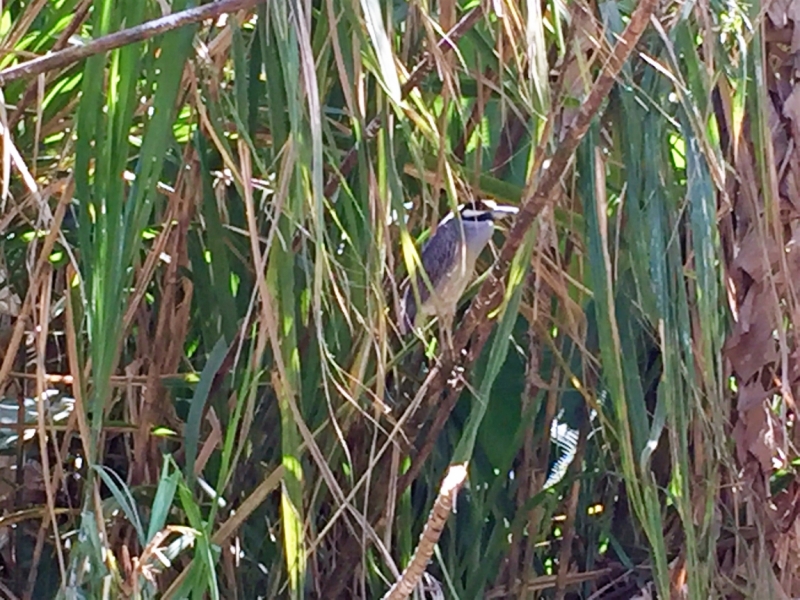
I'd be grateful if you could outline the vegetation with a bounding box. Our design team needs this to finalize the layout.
[0,0,798,598]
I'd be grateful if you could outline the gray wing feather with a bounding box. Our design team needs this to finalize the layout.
[419,219,462,293]
[399,220,461,333]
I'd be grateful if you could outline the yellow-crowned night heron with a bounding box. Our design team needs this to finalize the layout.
[398,199,518,341]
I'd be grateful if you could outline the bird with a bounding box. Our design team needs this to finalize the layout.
[398,199,518,343]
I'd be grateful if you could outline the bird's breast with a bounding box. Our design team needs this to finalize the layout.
[418,248,480,317]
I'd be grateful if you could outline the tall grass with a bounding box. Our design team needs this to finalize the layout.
[0,0,795,598]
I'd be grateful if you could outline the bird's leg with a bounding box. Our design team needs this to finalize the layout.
[438,315,468,389]
[438,313,456,362]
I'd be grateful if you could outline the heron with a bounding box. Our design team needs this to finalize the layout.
[398,199,518,349]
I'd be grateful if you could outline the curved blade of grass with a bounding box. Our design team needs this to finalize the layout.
[185,336,230,484]
[92,464,145,546]
[147,457,181,542]
[359,0,401,103]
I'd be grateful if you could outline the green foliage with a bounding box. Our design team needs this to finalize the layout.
[0,0,784,598]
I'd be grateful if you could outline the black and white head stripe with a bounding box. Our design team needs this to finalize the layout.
[459,206,497,222]
[458,199,519,221]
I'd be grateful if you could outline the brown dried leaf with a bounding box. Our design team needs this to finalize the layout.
[788,0,800,53]
[733,403,787,473]
[768,0,792,29]
[772,95,791,164]
[725,285,779,381]
[737,381,774,412]
[733,228,781,280]
[783,84,800,144]
[781,160,800,215]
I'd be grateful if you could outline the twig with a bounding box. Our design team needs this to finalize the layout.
[0,184,72,390]
[382,464,467,600]
[0,0,265,86]
[485,567,617,598]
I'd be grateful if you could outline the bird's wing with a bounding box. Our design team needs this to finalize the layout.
[410,220,461,303]
[399,220,460,333]
[418,220,461,295]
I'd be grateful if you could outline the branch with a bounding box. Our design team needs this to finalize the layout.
[382,464,468,600]
[0,0,265,86]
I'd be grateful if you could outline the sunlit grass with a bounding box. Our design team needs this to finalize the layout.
[0,0,793,598]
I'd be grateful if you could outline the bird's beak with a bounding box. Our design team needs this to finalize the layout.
[483,200,519,219]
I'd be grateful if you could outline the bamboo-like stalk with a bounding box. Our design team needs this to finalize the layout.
[381,464,468,600]
[0,0,265,85]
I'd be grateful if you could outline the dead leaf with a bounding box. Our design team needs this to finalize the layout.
[734,403,787,473]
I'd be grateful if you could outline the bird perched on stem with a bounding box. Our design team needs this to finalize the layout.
[398,199,518,346]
